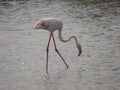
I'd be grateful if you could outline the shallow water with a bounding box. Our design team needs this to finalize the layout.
[0,0,120,90]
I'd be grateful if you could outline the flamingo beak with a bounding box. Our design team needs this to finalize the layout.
[78,47,82,56]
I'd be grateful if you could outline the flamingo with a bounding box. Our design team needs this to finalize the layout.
[33,18,82,74]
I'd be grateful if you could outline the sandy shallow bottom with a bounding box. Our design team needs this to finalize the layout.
[0,0,120,90]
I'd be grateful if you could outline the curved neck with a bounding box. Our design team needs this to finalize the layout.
[58,30,81,48]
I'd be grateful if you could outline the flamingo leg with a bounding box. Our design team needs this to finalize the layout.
[51,33,69,68]
[46,33,52,74]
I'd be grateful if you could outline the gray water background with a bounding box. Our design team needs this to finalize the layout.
[0,0,120,90]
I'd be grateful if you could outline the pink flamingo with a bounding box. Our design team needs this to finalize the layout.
[33,18,82,74]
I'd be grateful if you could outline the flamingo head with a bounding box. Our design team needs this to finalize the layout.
[77,44,82,56]
[33,20,46,29]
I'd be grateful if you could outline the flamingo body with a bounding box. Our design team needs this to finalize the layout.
[33,18,63,32]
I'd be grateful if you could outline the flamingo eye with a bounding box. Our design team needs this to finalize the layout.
[41,21,45,27]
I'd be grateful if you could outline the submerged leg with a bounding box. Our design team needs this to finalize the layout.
[46,33,52,74]
[51,33,69,68]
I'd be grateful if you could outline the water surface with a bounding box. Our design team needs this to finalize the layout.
[0,0,120,90]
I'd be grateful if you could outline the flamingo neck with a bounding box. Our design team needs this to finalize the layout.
[58,30,81,49]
